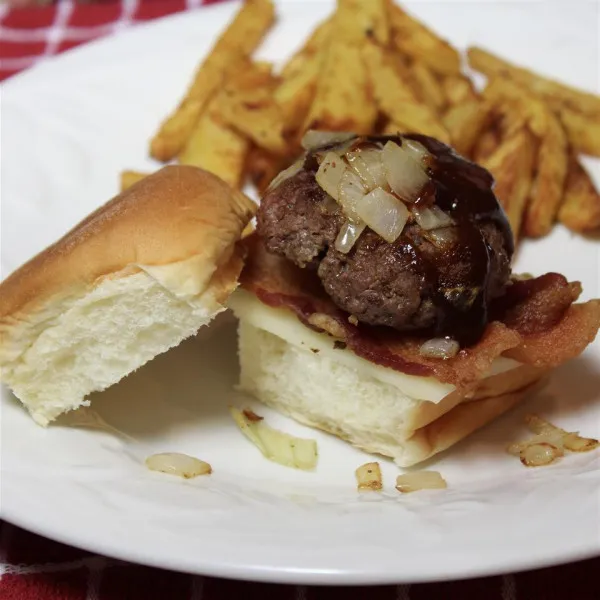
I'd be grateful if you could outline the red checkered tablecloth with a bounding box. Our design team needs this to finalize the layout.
[1,1,599,598]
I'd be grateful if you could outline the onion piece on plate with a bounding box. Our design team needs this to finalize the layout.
[519,443,561,467]
[419,337,460,359]
[396,471,447,493]
[355,462,383,491]
[301,130,355,151]
[412,205,454,230]
[346,148,388,191]
[382,141,429,202]
[145,453,212,478]
[316,152,347,201]
[230,407,318,470]
[335,220,366,254]
[355,187,409,243]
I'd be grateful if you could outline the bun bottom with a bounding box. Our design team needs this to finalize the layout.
[237,320,548,467]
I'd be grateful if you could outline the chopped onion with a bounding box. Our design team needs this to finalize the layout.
[346,148,387,191]
[230,407,318,470]
[412,205,454,230]
[307,313,347,339]
[396,471,447,493]
[301,130,356,151]
[402,138,430,165]
[145,453,212,478]
[423,227,457,248]
[525,414,600,453]
[419,337,459,359]
[355,462,383,491]
[266,158,303,193]
[335,220,366,254]
[315,152,347,201]
[354,187,409,243]
[563,433,600,452]
[382,141,429,202]
[507,432,566,457]
[337,168,368,221]
[519,443,561,467]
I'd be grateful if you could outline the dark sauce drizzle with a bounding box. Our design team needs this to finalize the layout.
[304,133,514,346]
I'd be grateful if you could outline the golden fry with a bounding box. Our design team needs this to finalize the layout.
[280,18,332,79]
[558,154,600,232]
[443,100,492,157]
[179,93,249,189]
[336,0,389,45]
[522,110,568,238]
[218,63,288,155]
[473,126,501,163]
[467,46,600,118]
[120,170,148,192]
[559,106,600,157]
[246,146,290,195]
[440,73,478,107]
[388,2,461,75]
[362,42,449,141]
[483,128,537,238]
[304,39,377,134]
[410,62,446,114]
[150,0,275,162]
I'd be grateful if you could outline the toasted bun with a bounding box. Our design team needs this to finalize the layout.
[231,291,548,467]
[0,165,255,425]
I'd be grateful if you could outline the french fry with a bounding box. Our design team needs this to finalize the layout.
[558,154,600,232]
[473,126,501,163]
[559,106,600,158]
[362,42,449,141]
[304,39,377,134]
[120,170,149,192]
[522,110,568,238]
[410,62,446,114]
[467,46,600,118]
[388,2,461,76]
[217,63,288,155]
[246,146,290,195]
[483,127,537,238]
[280,18,332,79]
[443,100,492,157]
[149,0,275,162]
[440,73,478,107]
[179,93,249,189]
[336,0,389,45]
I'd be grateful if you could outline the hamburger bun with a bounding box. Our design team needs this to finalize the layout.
[0,165,256,425]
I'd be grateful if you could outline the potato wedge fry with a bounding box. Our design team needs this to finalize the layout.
[559,106,600,158]
[467,46,600,118]
[440,73,478,107]
[443,100,492,157]
[179,92,249,188]
[217,63,288,155]
[120,170,149,192]
[388,2,461,75]
[483,127,537,238]
[149,0,275,162]
[304,39,377,134]
[246,146,291,195]
[522,110,568,238]
[558,154,600,232]
[473,126,501,163]
[410,62,446,114]
[362,42,449,141]
[336,0,389,45]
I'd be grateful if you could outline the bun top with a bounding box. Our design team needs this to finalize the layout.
[0,166,256,353]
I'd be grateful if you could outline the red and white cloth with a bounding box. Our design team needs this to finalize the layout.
[1,2,599,598]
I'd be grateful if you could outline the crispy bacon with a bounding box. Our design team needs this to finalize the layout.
[240,235,600,393]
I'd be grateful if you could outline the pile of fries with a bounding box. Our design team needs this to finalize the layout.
[123,0,600,239]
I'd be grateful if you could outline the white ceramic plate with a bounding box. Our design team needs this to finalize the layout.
[1,0,599,585]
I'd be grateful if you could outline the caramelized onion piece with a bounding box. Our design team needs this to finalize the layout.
[412,205,454,230]
[316,152,347,201]
[355,187,409,243]
[382,141,429,202]
[423,227,457,248]
[335,220,366,254]
[419,337,460,359]
[346,148,387,191]
[519,443,561,467]
[266,158,303,193]
[396,471,447,493]
[301,130,355,151]
[146,453,212,478]
[402,138,430,165]
[355,462,383,491]
[338,168,368,221]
